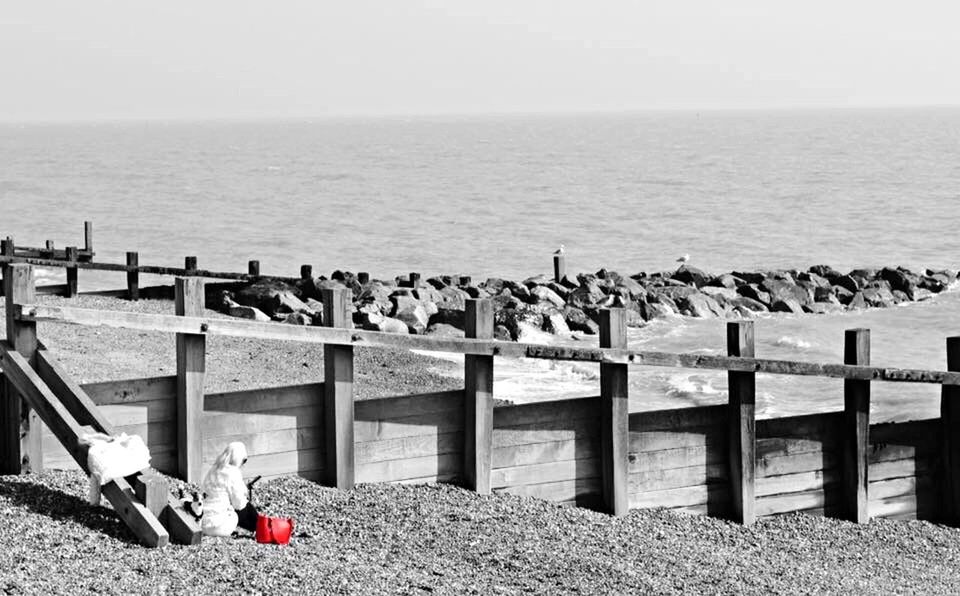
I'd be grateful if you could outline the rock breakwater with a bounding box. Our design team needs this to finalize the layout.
[211,265,958,341]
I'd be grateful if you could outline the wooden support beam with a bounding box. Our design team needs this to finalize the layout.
[126,252,139,300]
[464,299,494,494]
[942,337,960,525]
[36,348,114,433]
[409,272,420,288]
[727,320,756,525]
[84,221,93,253]
[184,256,197,272]
[65,246,79,297]
[357,272,369,285]
[300,264,313,279]
[43,240,54,259]
[175,278,206,484]
[553,254,566,283]
[459,275,472,286]
[842,328,870,523]
[132,470,168,518]
[248,260,260,277]
[323,287,354,490]
[600,308,629,515]
[2,264,42,473]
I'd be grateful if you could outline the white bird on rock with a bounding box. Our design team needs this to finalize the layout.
[554,244,565,255]
[676,254,690,264]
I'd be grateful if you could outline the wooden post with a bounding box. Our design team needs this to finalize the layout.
[727,320,756,525]
[323,288,354,490]
[1,264,42,473]
[43,240,54,259]
[300,264,313,280]
[459,276,472,287]
[175,278,206,484]
[409,272,421,289]
[65,246,79,297]
[942,337,960,524]
[600,308,629,515]
[464,299,494,494]
[83,221,93,253]
[843,328,870,523]
[248,260,260,277]
[357,272,370,285]
[132,470,169,518]
[184,256,197,272]
[126,252,140,300]
[1,238,14,297]
[553,254,566,283]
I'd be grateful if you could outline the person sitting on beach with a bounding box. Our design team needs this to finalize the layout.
[200,441,259,537]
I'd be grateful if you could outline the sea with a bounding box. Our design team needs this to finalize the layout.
[2,107,960,422]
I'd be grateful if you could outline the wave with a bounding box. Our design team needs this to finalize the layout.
[774,336,813,350]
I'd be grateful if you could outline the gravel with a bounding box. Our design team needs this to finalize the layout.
[4,296,960,594]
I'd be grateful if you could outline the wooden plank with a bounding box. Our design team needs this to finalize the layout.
[600,308,628,515]
[82,376,177,405]
[463,308,493,495]
[756,490,828,517]
[944,336,960,524]
[205,383,323,414]
[496,477,601,504]
[758,450,839,477]
[356,431,462,465]
[870,458,931,482]
[126,252,139,300]
[869,476,932,501]
[36,348,114,433]
[95,401,176,426]
[493,418,599,449]
[323,287,354,490]
[100,478,169,548]
[871,419,939,444]
[727,320,756,525]
[23,303,960,386]
[629,405,726,433]
[175,278,205,484]
[757,437,834,460]
[633,425,726,452]
[202,425,323,461]
[843,328,870,523]
[494,397,599,428]
[757,412,841,439]
[491,457,599,489]
[629,443,726,473]
[2,263,42,473]
[357,452,462,484]
[756,469,839,498]
[355,390,463,422]
[394,473,459,485]
[629,483,728,510]
[201,448,323,479]
[202,405,318,436]
[355,408,463,443]
[629,463,727,493]
[492,437,599,469]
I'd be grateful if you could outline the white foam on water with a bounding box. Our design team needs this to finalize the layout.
[774,336,813,350]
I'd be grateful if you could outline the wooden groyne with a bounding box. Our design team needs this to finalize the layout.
[3,262,960,538]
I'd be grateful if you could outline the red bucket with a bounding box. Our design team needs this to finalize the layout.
[255,514,294,545]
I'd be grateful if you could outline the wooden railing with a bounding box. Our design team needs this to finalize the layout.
[4,262,960,526]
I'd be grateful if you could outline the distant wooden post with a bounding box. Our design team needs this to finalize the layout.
[600,308,629,515]
[322,287,355,490]
[357,272,370,285]
[727,320,756,525]
[464,299,494,494]
[248,260,260,277]
[409,272,421,289]
[83,221,93,253]
[459,276,472,286]
[126,252,140,300]
[184,256,197,272]
[942,337,960,524]
[553,254,566,283]
[175,278,206,484]
[300,264,313,280]
[1,238,14,297]
[64,246,79,297]
[843,328,870,523]
[1,264,42,473]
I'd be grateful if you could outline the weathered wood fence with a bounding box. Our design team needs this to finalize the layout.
[4,262,960,525]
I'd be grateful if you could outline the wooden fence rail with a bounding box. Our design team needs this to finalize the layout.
[4,262,960,529]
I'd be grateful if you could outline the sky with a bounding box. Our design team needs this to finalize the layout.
[2,0,960,121]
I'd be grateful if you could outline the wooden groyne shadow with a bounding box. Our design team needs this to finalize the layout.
[491,397,603,510]
[868,419,940,521]
[629,405,730,517]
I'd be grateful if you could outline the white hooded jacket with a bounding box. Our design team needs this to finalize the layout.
[200,442,250,537]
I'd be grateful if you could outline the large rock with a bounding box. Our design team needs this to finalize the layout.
[567,284,606,309]
[808,264,843,280]
[671,264,713,288]
[711,273,743,289]
[228,304,271,321]
[833,275,860,294]
[615,276,647,300]
[862,286,896,308]
[430,304,464,329]
[760,278,811,306]
[530,285,566,308]
[496,306,545,341]
[426,323,464,338]
[771,298,804,313]
[700,286,739,302]
[728,296,769,313]
[878,267,918,297]
[542,310,572,336]
[848,291,867,310]
[563,306,599,335]
[282,312,312,325]
[234,279,303,313]
[738,284,771,305]
[656,286,699,302]
[359,312,409,334]
[677,293,725,318]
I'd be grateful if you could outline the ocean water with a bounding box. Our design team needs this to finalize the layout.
[2,108,960,421]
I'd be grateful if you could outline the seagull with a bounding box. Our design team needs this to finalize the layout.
[676,254,690,264]
[554,244,565,255]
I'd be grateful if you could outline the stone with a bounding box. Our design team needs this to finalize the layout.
[567,284,606,309]
[359,312,409,334]
[761,278,811,306]
[483,278,506,293]
[494,325,512,341]
[677,293,725,318]
[656,286,699,301]
[848,269,876,287]
[671,264,713,288]
[813,286,836,303]
[731,271,768,285]
[430,303,464,329]
[919,275,947,293]
[234,279,303,313]
[438,286,469,309]
[563,306,599,335]
[729,296,769,312]
[808,264,842,280]
[862,286,896,308]
[426,323,465,338]
[392,297,430,333]
[771,298,804,313]
[546,282,571,300]
[530,285,566,308]
[797,271,830,288]
[412,287,445,304]
[701,286,739,301]
[833,285,855,304]
[711,273,743,289]
[495,306,545,341]
[738,284,771,306]
[282,312,312,325]
[542,310,572,336]
[228,304,271,321]
[268,291,312,316]
[615,276,647,300]
[503,280,534,303]
[878,267,918,296]
[314,278,347,293]
[847,291,867,310]
[833,275,860,294]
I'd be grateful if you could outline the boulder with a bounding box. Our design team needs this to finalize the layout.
[771,298,804,313]
[847,291,867,310]
[677,293,725,318]
[426,323,464,338]
[656,286,699,302]
[808,264,842,280]
[879,267,919,296]
[542,310,572,336]
[282,313,312,325]
[701,286,739,302]
[862,286,896,308]
[412,287,445,304]
[496,306,545,341]
[833,275,860,294]
[813,286,836,303]
[797,271,830,288]
[234,279,303,313]
[760,278,811,306]
[268,291,313,316]
[437,286,469,309]
[546,282,571,300]
[729,296,769,313]
[228,304,271,322]
[494,325,512,341]
[639,301,675,320]
[563,306,599,335]
[530,285,566,308]
[671,264,713,288]
[430,304,464,329]
[711,273,743,289]
[731,271,767,285]
[738,284,771,306]
[359,312,409,334]
[615,276,647,300]
[503,280,534,303]
[833,285,855,304]
[567,284,606,309]
[848,269,877,287]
